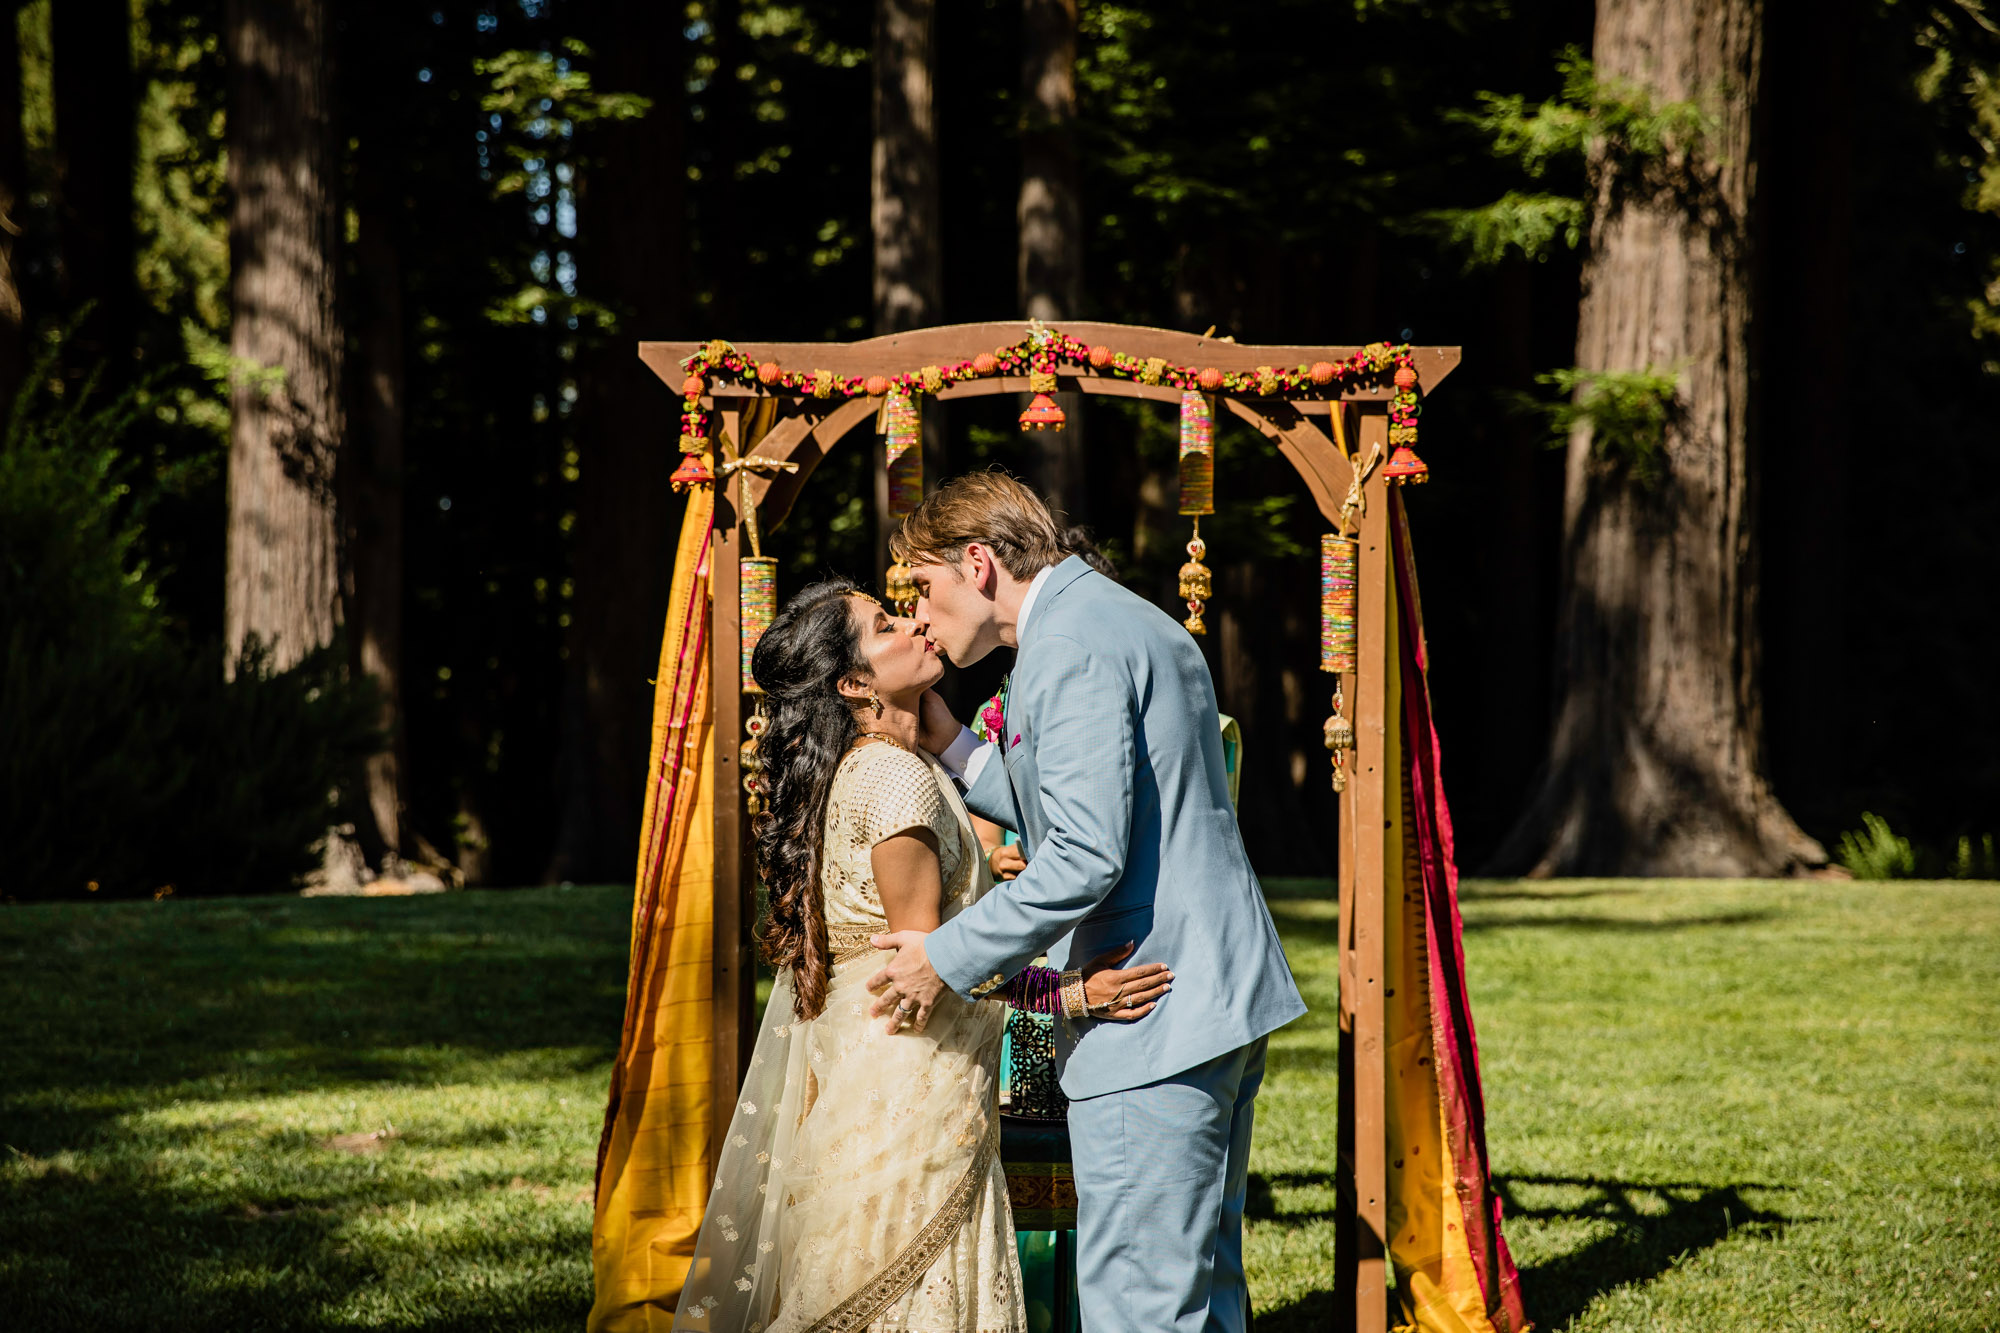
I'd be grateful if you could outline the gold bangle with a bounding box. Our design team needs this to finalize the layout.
[1061,968,1087,1021]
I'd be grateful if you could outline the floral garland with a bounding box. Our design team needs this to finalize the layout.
[670,324,1428,486]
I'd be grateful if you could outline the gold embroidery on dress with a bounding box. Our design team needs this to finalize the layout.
[803,1126,999,1333]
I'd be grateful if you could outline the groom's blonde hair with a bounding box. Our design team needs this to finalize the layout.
[891,471,1065,581]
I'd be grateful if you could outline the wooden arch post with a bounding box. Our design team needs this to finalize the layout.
[641,323,1459,1332]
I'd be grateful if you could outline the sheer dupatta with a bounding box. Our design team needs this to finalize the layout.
[674,751,1009,1333]
[671,970,812,1331]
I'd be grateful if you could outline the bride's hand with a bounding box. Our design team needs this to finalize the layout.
[915,689,961,757]
[1081,942,1173,1022]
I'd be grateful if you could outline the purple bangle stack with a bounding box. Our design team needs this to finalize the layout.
[995,964,1067,1016]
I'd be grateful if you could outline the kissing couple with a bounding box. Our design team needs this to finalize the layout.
[675,473,1304,1332]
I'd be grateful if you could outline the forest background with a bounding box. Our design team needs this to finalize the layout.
[5,0,1998,898]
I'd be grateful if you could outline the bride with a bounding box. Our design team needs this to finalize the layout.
[673,580,1170,1332]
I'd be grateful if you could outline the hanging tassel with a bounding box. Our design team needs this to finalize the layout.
[1179,526,1212,637]
[883,389,923,611]
[884,388,923,516]
[739,555,778,816]
[1321,534,1359,790]
[1178,392,1216,636]
[1321,534,1358,674]
[1383,362,1429,484]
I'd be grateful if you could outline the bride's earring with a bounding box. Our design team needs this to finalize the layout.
[867,689,884,718]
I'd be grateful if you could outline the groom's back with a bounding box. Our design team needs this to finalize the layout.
[1023,566,1305,1097]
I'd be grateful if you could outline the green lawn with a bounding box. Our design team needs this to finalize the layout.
[3,880,1996,1331]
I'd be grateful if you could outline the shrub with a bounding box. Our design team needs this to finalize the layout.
[0,355,379,901]
[1835,812,1919,881]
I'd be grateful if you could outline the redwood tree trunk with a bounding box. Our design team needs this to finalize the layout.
[1019,0,1083,518]
[223,0,343,670]
[545,6,687,882]
[51,0,136,378]
[872,0,942,576]
[0,0,26,409]
[1494,0,1825,876]
[348,173,406,863]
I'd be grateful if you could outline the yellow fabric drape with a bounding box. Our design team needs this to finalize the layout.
[590,485,718,1332]
[1383,535,1500,1333]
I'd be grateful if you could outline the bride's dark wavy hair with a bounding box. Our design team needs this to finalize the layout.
[749,578,873,1019]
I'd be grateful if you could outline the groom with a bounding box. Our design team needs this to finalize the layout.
[868,472,1305,1333]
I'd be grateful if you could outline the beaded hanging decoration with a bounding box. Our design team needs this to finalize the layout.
[1382,364,1428,483]
[882,388,923,612]
[1178,391,1216,636]
[739,557,777,693]
[1321,535,1359,792]
[884,388,923,515]
[738,555,780,817]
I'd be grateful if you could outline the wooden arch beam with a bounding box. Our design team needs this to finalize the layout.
[643,320,1458,404]
[722,373,1358,531]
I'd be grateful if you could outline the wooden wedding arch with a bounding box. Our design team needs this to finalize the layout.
[640,321,1462,1330]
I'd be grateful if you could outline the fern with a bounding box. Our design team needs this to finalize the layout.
[1837,813,1919,881]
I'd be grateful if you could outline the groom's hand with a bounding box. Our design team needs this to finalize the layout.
[915,689,961,758]
[866,930,945,1034]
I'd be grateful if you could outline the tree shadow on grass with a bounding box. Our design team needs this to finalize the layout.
[1264,905,1782,953]
[1249,1173,1792,1332]
[1460,908,1782,933]
[1499,1173,1793,1329]
[0,1147,595,1331]
[0,890,625,1330]
[1246,1170,1338,1226]
[0,889,631,1152]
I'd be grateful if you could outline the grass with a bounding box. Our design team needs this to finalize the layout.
[2,879,1996,1330]
[1252,878,2000,1332]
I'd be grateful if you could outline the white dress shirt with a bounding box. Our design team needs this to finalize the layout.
[936,563,1055,789]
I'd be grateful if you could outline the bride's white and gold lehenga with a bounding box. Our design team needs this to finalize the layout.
[674,737,1025,1333]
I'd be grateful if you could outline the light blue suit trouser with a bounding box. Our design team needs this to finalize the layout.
[1066,1036,1267,1333]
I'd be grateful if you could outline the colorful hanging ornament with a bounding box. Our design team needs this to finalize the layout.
[741,705,769,817]
[1176,391,1216,636]
[1020,365,1066,432]
[882,388,924,611]
[740,556,778,693]
[884,561,918,614]
[1179,528,1212,637]
[1383,360,1428,484]
[1324,683,1355,793]
[1321,534,1359,790]
[1321,534,1358,674]
[883,388,923,516]
[1019,394,1066,430]
[739,556,778,816]
[1382,446,1429,484]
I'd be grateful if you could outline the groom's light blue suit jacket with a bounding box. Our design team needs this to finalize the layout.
[926,556,1307,1100]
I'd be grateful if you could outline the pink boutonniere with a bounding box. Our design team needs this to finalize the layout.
[974,676,1009,745]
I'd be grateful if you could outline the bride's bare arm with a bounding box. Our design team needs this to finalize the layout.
[872,829,945,933]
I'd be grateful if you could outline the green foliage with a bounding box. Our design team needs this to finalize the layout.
[1837,811,1921,880]
[1417,190,1585,270]
[132,0,232,445]
[1515,365,1682,485]
[1462,48,1714,180]
[1835,812,1999,881]
[1951,832,1999,879]
[1904,7,2000,366]
[0,352,378,900]
[1424,47,1714,267]
[476,40,650,199]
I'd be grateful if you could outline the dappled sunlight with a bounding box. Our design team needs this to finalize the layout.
[5,882,1997,1329]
